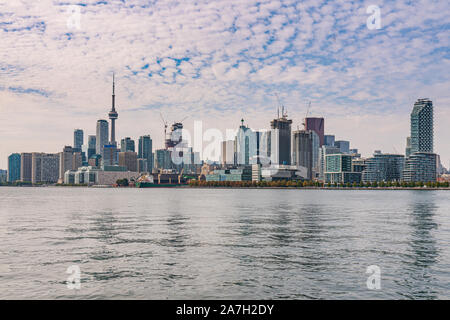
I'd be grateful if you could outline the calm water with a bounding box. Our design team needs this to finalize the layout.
[0,187,449,299]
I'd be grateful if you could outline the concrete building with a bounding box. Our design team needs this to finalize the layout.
[20,152,32,182]
[31,153,60,183]
[102,144,118,166]
[59,146,81,181]
[8,153,21,182]
[137,158,148,173]
[96,119,109,155]
[119,151,138,172]
[362,151,405,183]
[403,152,437,182]
[292,130,313,180]
[65,165,139,186]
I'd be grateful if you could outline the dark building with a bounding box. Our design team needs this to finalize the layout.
[305,117,325,147]
[270,114,292,165]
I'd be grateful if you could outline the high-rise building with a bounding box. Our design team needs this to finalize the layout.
[31,153,60,184]
[324,153,361,184]
[221,140,235,166]
[405,137,411,158]
[305,117,325,146]
[362,151,405,183]
[59,146,74,181]
[102,144,119,166]
[96,120,109,155]
[0,170,6,183]
[319,146,340,181]
[410,98,433,154]
[8,153,21,182]
[335,140,350,154]
[235,119,251,166]
[108,74,119,146]
[292,130,313,180]
[324,135,335,147]
[403,152,437,182]
[20,152,32,182]
[137,158,148,172]
[155,149,172,170]
[82,135,97,164]
[138,135,153,172]
[74,129,84,150]
[120,137,135,152]
[270,113,292,165]
[119,151,138,172]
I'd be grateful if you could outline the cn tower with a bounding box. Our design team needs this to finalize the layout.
[108,73,118,146]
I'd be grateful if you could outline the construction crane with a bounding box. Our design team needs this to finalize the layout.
[275,93,287,118]
[160,112,168,146]
[302,101,311,128]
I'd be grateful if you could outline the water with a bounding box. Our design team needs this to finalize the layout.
[0,187,449,299]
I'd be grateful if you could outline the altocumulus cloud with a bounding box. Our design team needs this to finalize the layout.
[0,0,449,167]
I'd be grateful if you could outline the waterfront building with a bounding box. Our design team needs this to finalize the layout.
[324,135,335,147]
[324,154,361,184]
[335,140,350,154]
[405,137,412,158]
[305,117,325,146]
[155,149,172,170]
[0,169,6,183]
[20,152,32,182]
[59,146,82,181]
[96,119,109,155]
[205,167,252,182]
[270,113,292,165]
[138,135,153,172]
[319,146,340,181]
[120,137,135,152]
[351,158,367,173]
[65,165,139,186]
[31,153,60,183]
[362,151,405,183]
[8,153,21,182]
[410,98,433,154]
[403,152,437,182]
[119,151,138,172]
[261,164,308,181]
[73,129,84,150]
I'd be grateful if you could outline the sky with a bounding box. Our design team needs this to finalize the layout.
[0,0,449,169]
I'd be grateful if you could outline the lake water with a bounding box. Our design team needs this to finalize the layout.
[0,187,449,299]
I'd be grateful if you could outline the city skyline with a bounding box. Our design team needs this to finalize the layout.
[1,0,449,168]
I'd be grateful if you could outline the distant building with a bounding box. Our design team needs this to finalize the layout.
[292,130,313,180]
[31,153,60,183]
[335,140,350,154]
[88,154,102,167]
[0,170,7,183]
[65,165,139,186]
[82,135,96,164]
[405,137,412,158]
[96,119,109,155]
[362,151,405,183]
[155,149,171,170]
[270,114,292,165]
[324,135,335,147]
[138,135,153,172]
[305,117,325,146]
[206,167,252,182]
[8,153,21,182]
[20,152,32,182]
[119,151,137,172]
[261,164,309,181]
[120,137,135,152]
[403,152,437,182]
[137,158,148,173]
[221,140,235,166]
[102,144,118,166]
[319,145,340,181]
[59,146,82,181]
[74,129,84,150]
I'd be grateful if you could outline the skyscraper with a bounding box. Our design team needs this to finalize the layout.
[292,130,313,180]
[119,152,138,172]
[410,98,433,154]
[324,135,335,147]
[221,140,235,166]
[83,135,97,163]
[120,137,135,152]
[20,152,32,182]
[8,153,21,182]
[270,113,292,165]
[335,140,350,154]
[305,117,325,147]
[138,135,153,172]
[73,129,84,150]
[108,73,119,146]
[96,119,108,155]
[31,153,60,184]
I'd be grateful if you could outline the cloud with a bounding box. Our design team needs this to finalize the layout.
[0,0,449,168]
